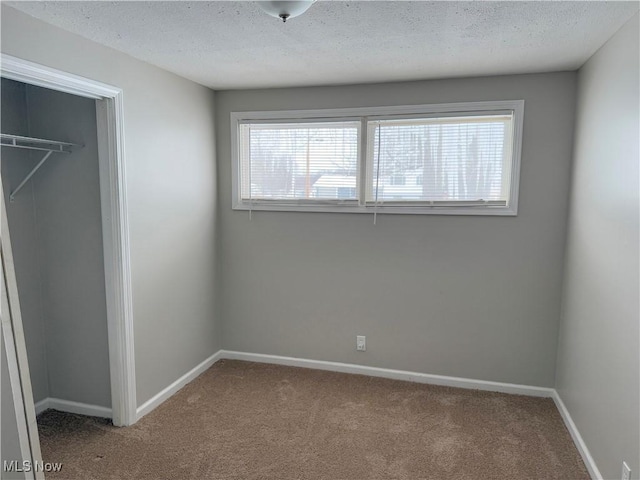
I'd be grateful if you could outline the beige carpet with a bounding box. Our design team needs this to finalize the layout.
[37,360,588,479]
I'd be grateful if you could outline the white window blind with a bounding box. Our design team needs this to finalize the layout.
[239,121,360,202]
[232,101,523,215]
[367,115,513,206]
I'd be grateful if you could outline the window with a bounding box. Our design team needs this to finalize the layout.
[238,121,360,203]
[232,100,523,215]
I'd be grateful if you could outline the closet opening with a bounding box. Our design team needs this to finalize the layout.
[1,56,136,474]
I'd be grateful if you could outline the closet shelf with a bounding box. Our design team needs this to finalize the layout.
[1,133,79,202]
[1,133,76,153]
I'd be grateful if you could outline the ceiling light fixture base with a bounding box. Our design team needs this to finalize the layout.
[257,1,315,22]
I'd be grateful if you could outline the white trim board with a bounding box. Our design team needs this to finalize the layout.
[1,54,120,99]
[136,350,224,420]
[34,399,49,416]
[34,398,112,419]
[552,391,603,480]
[219,350,554,397]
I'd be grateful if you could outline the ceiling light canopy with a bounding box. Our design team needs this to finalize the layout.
[257,1,315,22]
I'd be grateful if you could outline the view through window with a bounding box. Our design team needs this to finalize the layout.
[367,115,512,204]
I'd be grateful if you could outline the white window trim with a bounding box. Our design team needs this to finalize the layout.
[231,100,524,216]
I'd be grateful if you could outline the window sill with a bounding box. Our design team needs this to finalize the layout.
[232,202,518,216]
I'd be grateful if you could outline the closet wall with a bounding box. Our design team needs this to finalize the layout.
[1,78,111,409]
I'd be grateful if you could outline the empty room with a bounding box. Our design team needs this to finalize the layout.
[0,1,638,479]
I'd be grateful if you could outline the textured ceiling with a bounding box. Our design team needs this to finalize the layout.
[7,1,639,90]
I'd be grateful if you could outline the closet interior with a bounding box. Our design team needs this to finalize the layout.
[1,78,111,420]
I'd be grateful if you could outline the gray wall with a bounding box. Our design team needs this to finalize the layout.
[1,79,49,405]
[216,72,577,387]
[555,13,640,480]
[29,84,111,407]
[1,5,220,406]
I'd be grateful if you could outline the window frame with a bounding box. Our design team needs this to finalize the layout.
[231,100,524,216]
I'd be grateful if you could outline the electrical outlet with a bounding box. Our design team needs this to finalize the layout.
[356,335,366,351]
[622,462,631,480]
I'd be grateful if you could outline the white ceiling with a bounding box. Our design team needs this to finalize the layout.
[7,1,639,90]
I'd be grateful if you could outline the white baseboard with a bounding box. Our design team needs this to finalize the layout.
[136,350,224,420]
[34,398,49,416]
[34,397,112,418]
[218,350,555,398]
[552,391,602,480]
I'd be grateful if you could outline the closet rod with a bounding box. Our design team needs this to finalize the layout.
[0,133,78,202]
[1,133,76,152]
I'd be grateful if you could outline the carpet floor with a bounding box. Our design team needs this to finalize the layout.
[37,360,588,479]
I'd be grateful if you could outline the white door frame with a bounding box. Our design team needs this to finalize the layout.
[1,53,137,427]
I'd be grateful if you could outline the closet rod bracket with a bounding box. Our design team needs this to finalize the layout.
[1,133,77,202]
[9,150,54,203]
